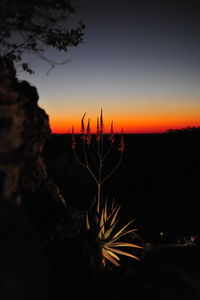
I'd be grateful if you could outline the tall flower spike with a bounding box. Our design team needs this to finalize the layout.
[109,120,115,143]
[72,126,76,149]
[86,118,91,134]
[111,121,114,135]
[81,112,86,139]
[119,129,125,152]
[96,117,100,141]
[100,108,104,134]
[86,118,91,145]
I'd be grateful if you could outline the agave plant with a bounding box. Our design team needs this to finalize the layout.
[72,110,143,267]
[86,197,143,267]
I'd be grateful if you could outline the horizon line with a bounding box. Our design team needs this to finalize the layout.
[52,126,200,135]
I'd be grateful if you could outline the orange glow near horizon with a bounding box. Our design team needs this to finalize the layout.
[50,111,200,134]
[41,95,200,134]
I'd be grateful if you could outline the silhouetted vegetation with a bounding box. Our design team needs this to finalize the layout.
[0,0,85,73]
[1,1,200,298]
[43,131,200,299]
[167,126,200,134]
[44,132,200,240]
[72,111,143,269]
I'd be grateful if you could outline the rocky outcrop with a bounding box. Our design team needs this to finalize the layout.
[0,59,66,241]
[0,60,98,300]
[0,88,24,203]
[0,81,51,201]
[0,59,71,300]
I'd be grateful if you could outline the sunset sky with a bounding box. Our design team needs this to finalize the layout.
[21,0,200,133]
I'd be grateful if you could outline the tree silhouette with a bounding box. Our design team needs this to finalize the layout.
[167,126,200,134]
[0,0,85,73]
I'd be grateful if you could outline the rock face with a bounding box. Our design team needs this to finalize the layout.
[0,79,50,202]
[0,59,66,237]
[0,58,69,300]
[0,59,65,200]
[0,87,25,202]
[0,59,100,300]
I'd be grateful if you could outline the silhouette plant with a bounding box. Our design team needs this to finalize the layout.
[72,109,124,204]
[72,110,143,268]
[86,197,143,267]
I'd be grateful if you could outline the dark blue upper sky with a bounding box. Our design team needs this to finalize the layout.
[21,0,200,132]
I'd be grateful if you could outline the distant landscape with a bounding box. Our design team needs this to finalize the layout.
[1,0,200,298]
[44,130,200,241]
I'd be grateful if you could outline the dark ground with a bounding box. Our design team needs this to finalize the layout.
[42,132,200,299]
[44,132,200,240]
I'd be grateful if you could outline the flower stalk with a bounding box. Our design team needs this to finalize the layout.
[72,110,124,203]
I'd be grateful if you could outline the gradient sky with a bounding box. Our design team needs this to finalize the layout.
[20,0,200,133]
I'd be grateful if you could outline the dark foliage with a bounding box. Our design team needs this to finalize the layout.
[167,126,200,134]
[0,0,85,73]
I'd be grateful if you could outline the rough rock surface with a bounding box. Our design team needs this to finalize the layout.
[0,60,100,300]
[0,59,65,207]
[0,74,65,207]
[0,60,69,299]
